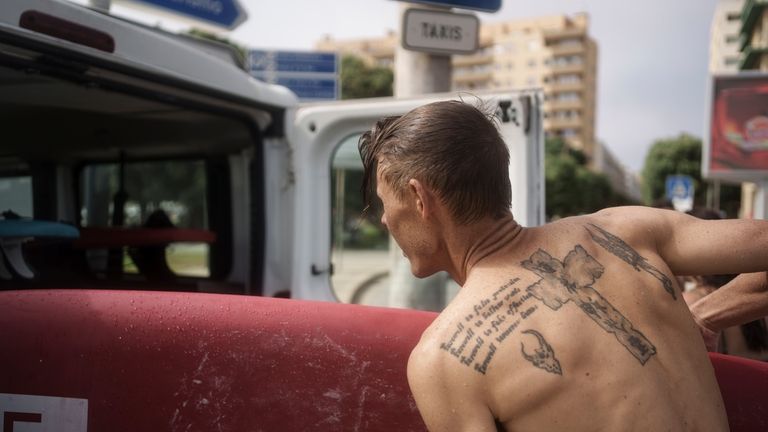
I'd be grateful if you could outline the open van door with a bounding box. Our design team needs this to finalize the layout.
[289,91,545,306]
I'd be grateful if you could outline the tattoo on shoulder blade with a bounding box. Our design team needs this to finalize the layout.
[437,243,657,377]
[521,246,657,365]
[520,329,562,375]
[585,223,676,300]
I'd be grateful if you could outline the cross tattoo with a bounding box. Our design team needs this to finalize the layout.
[521,245,657,365]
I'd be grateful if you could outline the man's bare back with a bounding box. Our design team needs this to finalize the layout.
[359,101,767,432]
[409,208,729,432]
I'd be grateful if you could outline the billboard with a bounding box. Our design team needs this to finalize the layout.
[705,73,768,181]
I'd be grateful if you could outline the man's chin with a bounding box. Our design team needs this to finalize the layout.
[410,267,439,279]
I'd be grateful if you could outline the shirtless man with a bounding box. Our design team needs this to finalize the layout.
[358,100,768,432]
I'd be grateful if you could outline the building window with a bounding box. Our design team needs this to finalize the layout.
[0,175,32,218]
[528,59,536,68]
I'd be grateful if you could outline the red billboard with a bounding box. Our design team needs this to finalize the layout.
[706,74,768,180]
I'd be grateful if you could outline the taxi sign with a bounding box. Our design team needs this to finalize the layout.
[402,9,479,55]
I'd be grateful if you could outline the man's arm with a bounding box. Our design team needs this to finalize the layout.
[689,272,768,351]
[620,206,768,276]
[407,345,499,432]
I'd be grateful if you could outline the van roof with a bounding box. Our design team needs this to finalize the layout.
[0,0,298,109]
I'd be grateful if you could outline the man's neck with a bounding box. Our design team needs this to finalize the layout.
[443,214,523,285]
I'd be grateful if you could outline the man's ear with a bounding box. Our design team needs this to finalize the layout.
[408,178,435,220]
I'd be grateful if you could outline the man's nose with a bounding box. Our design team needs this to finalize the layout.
[380,213,387,228]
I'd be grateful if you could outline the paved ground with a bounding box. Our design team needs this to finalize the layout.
[331,249,390,306]
[330,249,459,310]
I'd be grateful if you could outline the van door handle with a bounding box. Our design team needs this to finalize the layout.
[311,264,334,276]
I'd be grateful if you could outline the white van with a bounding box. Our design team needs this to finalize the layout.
[0,0,544,308]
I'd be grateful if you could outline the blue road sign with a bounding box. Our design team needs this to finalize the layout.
[123,0,247,29]
[249,51,338,74]
[665,175,694,201]
[275,77,337,100]
[396,0,501,13]
[249,50,339,102]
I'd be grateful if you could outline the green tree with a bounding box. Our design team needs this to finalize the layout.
[641,133,741,216]
[545,137,629,220]
[341,55,393,99]
[641,133,703,205]
[185,28,247,69]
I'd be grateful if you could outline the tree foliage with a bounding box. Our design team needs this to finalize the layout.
[641,133,703,205]
[641,133,741,216]
[545,137,631,220]
[185,28,247,68]
[341,55,393,99]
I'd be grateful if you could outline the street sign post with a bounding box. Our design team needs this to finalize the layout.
[402,8,479,55]
[117,0,247,30]
[396,0,501,13]
[248,50,339,102]
[665,175,695,212]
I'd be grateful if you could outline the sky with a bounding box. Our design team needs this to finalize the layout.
[88,0,721,173]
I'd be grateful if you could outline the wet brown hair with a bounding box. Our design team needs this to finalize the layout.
[358,100,511,225]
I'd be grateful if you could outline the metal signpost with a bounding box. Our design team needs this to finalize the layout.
[390,0,499,310]
[248,50,339,102]
[117,0,247,30]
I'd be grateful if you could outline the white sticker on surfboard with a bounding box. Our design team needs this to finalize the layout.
[0,393,87,431]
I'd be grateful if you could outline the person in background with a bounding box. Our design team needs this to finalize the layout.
[685,273,768,360]
[682,207,768,361]
[129,209,175,282]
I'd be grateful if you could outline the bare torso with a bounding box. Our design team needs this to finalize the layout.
[413,210,729,431]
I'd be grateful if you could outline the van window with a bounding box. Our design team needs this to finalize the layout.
[330,135,389,305]
[0,176,33,218]
[79,159,209,278]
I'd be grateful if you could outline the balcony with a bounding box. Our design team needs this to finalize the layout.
[453,53,494,67]
[542,27,586,41]
[549,62,584,75]
[545,81,583,93]
[549,43,585,57]
[740,32,750,51]
[544,99,583,110]
[740,45,768,69]
[544,117,583,130]
[452,70,494,84]
[741,0,768,37]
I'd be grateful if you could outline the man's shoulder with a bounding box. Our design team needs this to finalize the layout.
[560,206,663,223]
[550,206,677,240]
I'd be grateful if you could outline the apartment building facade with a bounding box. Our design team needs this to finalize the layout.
[317,13,598,160]
[739,0,768,70]
[710,0,745,72]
